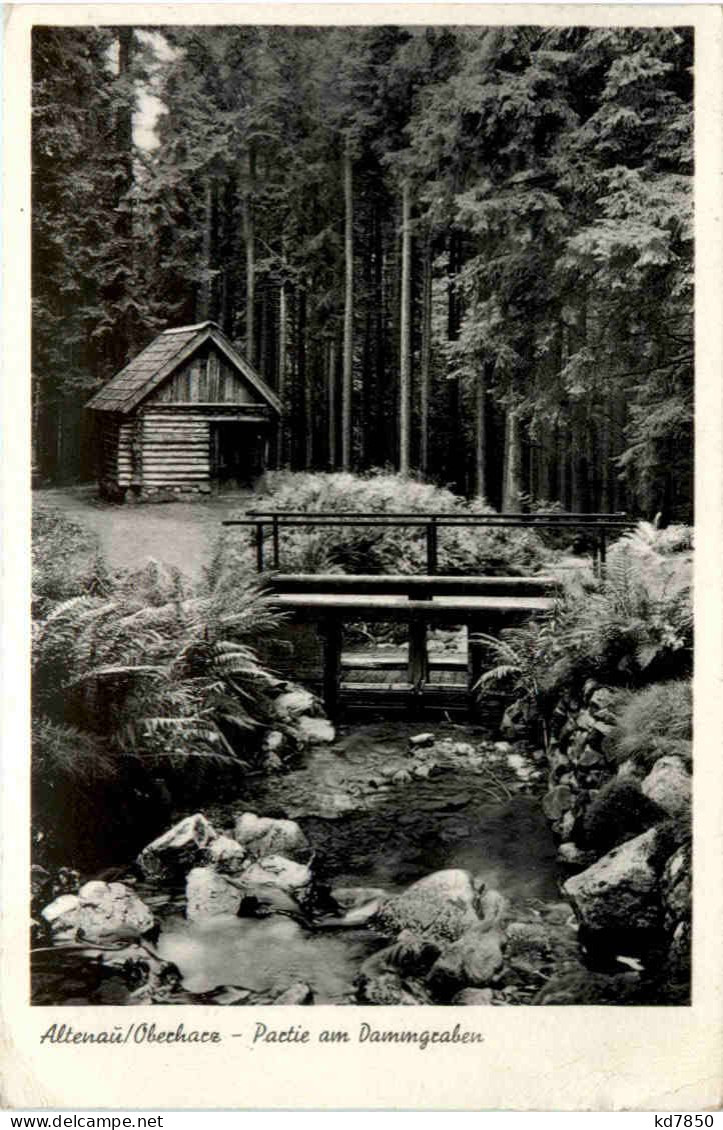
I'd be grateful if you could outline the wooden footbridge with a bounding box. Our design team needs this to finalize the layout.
[224,509,633,720]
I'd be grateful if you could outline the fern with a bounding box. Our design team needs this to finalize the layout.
[33,541,286,774]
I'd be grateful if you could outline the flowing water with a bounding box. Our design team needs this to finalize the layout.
[34,722,564,1005]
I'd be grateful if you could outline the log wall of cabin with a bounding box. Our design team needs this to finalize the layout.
[117,421,137,486]
[139,410,211,486]
[145,346,257,406]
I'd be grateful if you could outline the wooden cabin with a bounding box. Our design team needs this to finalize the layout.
[86,322,281,500]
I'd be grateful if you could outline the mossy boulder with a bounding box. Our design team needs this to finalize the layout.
[581,778,664,855]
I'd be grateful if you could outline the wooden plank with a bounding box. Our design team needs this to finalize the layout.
[142,475,210,483]
[142,455,210,463]
[271,594,554,624]
[143,446,210,453]
[341,654,406,670]
[189,361,200,402]
[142,451,210,459]
[271,574,560,597]
[142,413,212,422]
[142,422,209,431]
[142,468,210,475]
[208,351,219,401]
[145,411,269,420]
[141,445,208,454]
[142,464,210,471]
[198,357,208,401]
[142,449,210,456]
[142,411,209,418]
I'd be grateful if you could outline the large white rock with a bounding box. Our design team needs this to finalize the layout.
[563,828,662,933]
[641,756,691,819]
[240,855,312,895]
[137,814,217,881]
[297,716,336,744]
[42,881,155,943]
[273,688,318,722]
[371,869,481,944]
[41,893,79,925]
[186,867,242,921]
[204,835,247,875]
[233,812,310,862]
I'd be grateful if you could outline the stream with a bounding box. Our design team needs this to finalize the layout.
[33,722,569,1006]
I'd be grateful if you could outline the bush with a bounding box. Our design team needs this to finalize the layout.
[32,509,113,617]
[213,470,551,581]
[605,681,693,772]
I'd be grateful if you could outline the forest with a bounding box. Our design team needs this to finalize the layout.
[29,23,697,1015]
[32,23,694,520]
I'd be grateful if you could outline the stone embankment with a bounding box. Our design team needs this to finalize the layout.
[536,678,692,999]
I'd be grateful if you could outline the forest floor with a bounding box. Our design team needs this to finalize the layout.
[33,483,254,580]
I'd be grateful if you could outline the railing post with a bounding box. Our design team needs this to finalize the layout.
[256,522,265,573]
[322,618,342,719]
[272,516,280,570]
[599,530,607,578]
[426,517,438,575]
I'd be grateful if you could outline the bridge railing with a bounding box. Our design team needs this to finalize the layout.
[222,510,635,576]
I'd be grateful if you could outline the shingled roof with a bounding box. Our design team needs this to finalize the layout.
[86,322,282,416]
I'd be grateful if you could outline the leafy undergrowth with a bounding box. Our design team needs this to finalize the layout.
[211,470,552,585]
[32,510,286,869]
[474,521,693,744]
[32,509,112,617]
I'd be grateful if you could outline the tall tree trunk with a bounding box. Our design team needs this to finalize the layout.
[328,336,337,469]
[571,296,589,511]
[419,230,432,477]
[502,408,522,511]
[277,278,287,468]
[373,202,386,468]
[446,231,463,491]
[298,288,308,468]
[386,211,400,466]
[399,181,412,476]
[360,199,374,470]
[599,392,612,512]
[474,364,488,499]
[611,389,627,512]
[242,148,256,365]
[199,177,213,321]
[259,286,269,380]
[114,28,136,360]
[570,406,585,512]
[341,142,354,470]
[556,321,570,509]
[557,422,569,509]
[537,425,552,505]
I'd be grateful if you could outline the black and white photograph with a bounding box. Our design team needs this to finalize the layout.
[4,1,722,1112]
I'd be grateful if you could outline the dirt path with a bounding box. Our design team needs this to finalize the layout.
[33,484,254,580]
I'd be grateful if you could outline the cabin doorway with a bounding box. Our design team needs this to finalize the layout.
[210,422,266,485]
